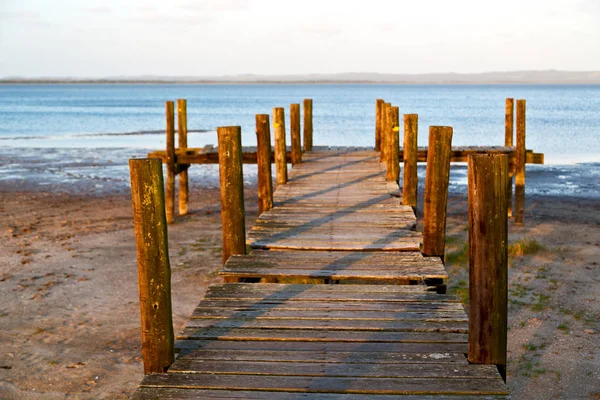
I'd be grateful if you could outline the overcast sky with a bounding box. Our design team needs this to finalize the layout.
[1,0,599,77]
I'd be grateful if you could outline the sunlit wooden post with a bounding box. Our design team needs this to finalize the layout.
[386,106,400,182]
[380,102,391,162]
[505,98,514,218]
[290,103,302,165]
[165,101,175,224]
[515,99,526,225]
[403,114,418,209]
[422,126,453,259]
[303,99,313,152]
[375,99,384,151]
[129,158,174,374]
[468,153,509,383]
[256,114,274,214]
[273,107,288,185]
[217,126,246,265]
[177,99,189,216]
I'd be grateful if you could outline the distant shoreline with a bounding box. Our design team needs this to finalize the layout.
[2,70,600,85]
[2,80,600,85]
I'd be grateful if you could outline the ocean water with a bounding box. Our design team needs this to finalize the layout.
[0,84,598,197]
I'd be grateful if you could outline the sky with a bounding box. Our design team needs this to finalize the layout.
[0,0,599,77]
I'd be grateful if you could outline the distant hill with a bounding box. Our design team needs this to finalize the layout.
[2,70,600,84]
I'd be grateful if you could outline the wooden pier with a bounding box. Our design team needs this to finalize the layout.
[128,99,518,398]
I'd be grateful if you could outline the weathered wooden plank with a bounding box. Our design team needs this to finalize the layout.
[132,388,510,400]
[169,360,498,378]
[139,373,509,395]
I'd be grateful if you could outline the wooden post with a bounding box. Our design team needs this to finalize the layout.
[380,102,391,162]
[177,99,189,216]
[505,98,514,218]
[375,99,384,151]
[129,158,174,374]
[386,106,400,182]
[290,103,302,165]
[422,126,453,259]
[256,114,274,214]
[165,101,175,224]
[273,107,288,185]
[467,153,508,382]
[403,114,418,209]
[303,99,313,152]
[515,99,526,225]
[217,126,246,265]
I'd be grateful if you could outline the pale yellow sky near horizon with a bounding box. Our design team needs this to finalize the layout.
[0,0,599,77]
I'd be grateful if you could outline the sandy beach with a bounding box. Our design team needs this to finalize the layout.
[0,173,599,399]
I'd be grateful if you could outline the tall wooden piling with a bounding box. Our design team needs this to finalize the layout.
[467,153,508,382]
[505,98,514,218]
[256,114,274,214]
[290,103,302,165]
[515,99,526,225]
[386,106,400,182]
[423,126,453,259]
[177,99,189,216]
[165,101,175,224]
[129,158,175,374]
[273,107,288,185]
[380,103,391,162]
[375,99,384,151]
[303,99,313,152]
[403,114,418,209]
[217,126,246,265]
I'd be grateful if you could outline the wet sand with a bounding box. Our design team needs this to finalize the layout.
[0,179,598,399]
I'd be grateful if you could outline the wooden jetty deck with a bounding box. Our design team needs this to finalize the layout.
[130,147,509,399]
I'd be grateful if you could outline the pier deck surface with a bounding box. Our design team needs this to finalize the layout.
[132,148,509,399]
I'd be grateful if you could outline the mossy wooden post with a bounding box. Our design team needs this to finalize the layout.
[423,126,453,259]
[165,101,175,224]
[386,106,400,182]
[217,126,246,265]
[129,158,174,374]
[468,153,508,382]
[290,103,302,165]
[375,99,384,151]
[505,98,514,218]
[303,99,313,152]
[177,99,189,216]
[273,107,288,185]
[403,114,418,209]
[256,114,273,214]
[515,99,526,225]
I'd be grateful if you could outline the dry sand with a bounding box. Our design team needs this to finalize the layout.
[0,183,598,399]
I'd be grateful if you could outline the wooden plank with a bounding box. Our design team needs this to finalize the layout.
[168,360,498,378]
[132,388,510,400]
[139,373,509,395]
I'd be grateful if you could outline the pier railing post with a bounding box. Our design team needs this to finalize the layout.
[403,114,418,209]
[386,106,400,182]
[375,99,384,151]
[256,114,274,214]
[129,158,175,374]
[165,101,176,224]
[177,99,189,216]
[303,99,313,152]
[505,98,514,218]
[218,126,246,265]
[290,103,302,165]
[515,99,526,225]
[273,107,288,185]
[381,102,391,162]
[467,153,508,382]
[422,126,453,259]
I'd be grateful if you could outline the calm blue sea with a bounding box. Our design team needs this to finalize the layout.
[0,84,598,196]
